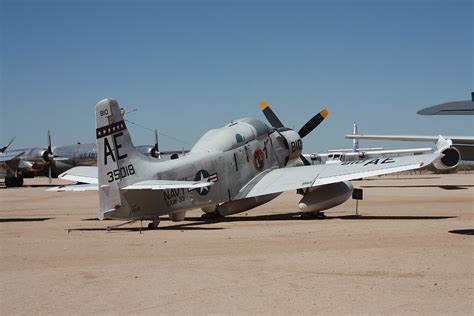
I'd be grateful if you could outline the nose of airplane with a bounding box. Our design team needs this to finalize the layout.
[280,129,303,163]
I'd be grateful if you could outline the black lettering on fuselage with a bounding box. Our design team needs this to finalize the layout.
[113,132,128,161]
[104,138,116,165]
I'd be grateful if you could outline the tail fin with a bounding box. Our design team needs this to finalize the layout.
[352,122,359,152]
[95,98,147,219]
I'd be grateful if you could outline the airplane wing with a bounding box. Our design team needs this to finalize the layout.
[237,153,441,199]
[0,152,25,163]
[351,147,432,155]
[345,134,474,161]
[346,134,474,145]
[0,152,25,177]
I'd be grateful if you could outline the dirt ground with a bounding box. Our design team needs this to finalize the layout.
[1,173,473,315]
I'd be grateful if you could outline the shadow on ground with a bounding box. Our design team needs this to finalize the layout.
[73,212,457,232]
[448,229,474,235]
[360,185,472,190]
[0,217,54,223]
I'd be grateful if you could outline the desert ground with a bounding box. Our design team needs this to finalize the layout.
[1,173,473,315]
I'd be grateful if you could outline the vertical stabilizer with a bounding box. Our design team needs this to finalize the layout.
[95,98,143,219]
[352,122,359,152]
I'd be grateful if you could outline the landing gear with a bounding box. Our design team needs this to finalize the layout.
[200,212,223,220]
[300,211,327,220]
[147,218,161,230]
[4,176,23,187]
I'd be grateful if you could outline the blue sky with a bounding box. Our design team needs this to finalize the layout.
[1,0,472,152]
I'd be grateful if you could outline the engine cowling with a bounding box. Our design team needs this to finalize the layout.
[433,147,461,170]
[136,145,160,158]
[298,181,353,213]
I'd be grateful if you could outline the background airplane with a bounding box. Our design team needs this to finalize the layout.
[0,129,187,187]
[417,92,474,115]
[50,99,448,229]
[302,123,432,165]
[346,93,474,162]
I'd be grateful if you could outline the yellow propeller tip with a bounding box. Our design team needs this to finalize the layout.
[259,101,268,110]
[321,109,329,118]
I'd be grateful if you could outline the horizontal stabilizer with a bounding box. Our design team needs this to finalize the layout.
[59,166,98,184]
[122,180,214,191]
[47,183,98,192]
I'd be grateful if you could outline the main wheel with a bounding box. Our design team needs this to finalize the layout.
[147,219,160,230]
[4,177,14,187]
[15,177,24,187]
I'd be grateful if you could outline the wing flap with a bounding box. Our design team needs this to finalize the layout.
[243,153,441,198]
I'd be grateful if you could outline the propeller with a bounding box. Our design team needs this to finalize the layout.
[0,137,15,153]
[259,101,328,165]
[151,129,161,159]
[42,130,55,183]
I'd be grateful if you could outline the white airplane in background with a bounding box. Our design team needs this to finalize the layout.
[49,98,450,229]
[346,93,474,163]
[303,123,432,165]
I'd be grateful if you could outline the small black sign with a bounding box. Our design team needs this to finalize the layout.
[352,188,363,200]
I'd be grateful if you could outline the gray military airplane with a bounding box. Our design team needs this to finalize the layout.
[0,131,57,187]
[51,98,445,229]
[0,128,185,187]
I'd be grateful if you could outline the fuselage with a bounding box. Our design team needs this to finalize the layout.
[109,118,303,220]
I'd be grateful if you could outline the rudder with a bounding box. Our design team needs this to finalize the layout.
[95,98,142,219]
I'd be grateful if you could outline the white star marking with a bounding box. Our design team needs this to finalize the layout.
[196,171,210,194]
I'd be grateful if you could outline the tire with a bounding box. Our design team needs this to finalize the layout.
[5,177,14,187]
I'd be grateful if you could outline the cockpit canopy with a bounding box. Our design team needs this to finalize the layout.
[191,118,272,153]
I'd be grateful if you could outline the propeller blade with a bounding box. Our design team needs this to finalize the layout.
[153,129,161,159]
[47,129,52,155]
[1,137,15,153]
[298,109,328,138]
[300,155,311,166]
[154,129,159,151]
[48,166,52,184]
[259,101,284,128]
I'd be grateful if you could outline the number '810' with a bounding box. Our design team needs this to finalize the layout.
[107,164,135,183]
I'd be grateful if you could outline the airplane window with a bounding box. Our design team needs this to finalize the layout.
[235,134,244,143]
[240,118,271,137]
